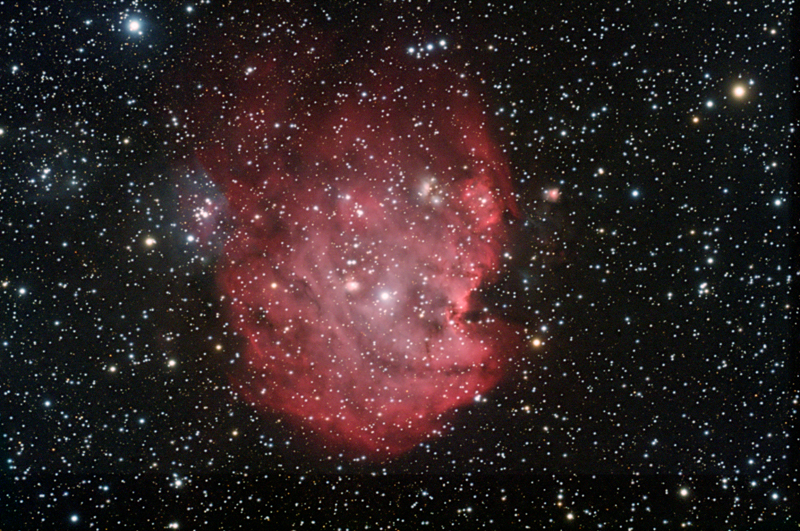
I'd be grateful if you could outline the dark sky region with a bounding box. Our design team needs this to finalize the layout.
[0,1,795,529]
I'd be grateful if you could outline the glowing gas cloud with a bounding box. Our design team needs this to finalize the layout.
[197,46,521,457]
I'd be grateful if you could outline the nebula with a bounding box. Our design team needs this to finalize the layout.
[197,48,521,457]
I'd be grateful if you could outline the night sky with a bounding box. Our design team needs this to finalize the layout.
[1,1,796,529]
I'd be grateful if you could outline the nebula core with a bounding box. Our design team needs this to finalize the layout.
[198,49,521,457]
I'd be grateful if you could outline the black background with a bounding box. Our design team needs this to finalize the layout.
[1,1,795,528]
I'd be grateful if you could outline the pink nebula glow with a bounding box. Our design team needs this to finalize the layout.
[198,52,521,457]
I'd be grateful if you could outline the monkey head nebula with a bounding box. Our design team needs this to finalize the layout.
[196,46,523,458]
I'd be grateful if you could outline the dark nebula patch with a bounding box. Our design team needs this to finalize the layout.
[197,46,522,457]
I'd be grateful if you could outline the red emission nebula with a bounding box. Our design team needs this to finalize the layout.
[197,48,522,458]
